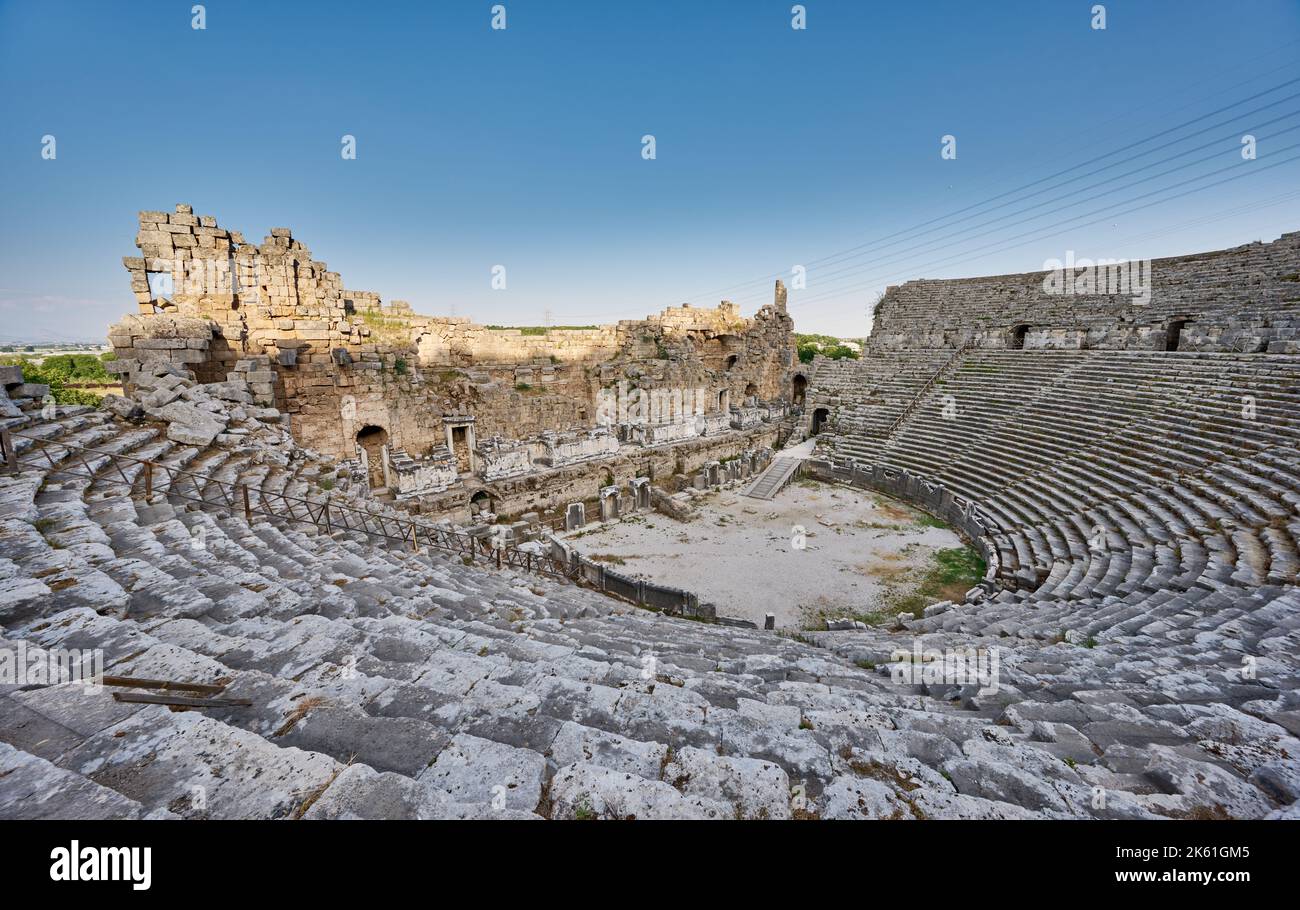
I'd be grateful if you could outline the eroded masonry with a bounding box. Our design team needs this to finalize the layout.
[108,204,799,522]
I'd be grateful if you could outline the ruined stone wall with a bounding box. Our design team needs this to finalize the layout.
[408,423,781,524]
[110,204,798,461]
[869,231,1300,352]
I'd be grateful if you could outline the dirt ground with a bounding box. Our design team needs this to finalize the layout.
[560,477,966,629]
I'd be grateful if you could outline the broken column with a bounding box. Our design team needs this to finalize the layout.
[565,502,586,530]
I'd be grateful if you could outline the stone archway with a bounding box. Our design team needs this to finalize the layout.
[469,490,494,517]
[811,407,830,435]
[792,374,807,408]
[356,425,388,489]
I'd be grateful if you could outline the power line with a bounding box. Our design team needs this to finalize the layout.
[731,121,1300,305]
[791,192,1300,336]
[783,151,1300,310]
[671,72,1300,306]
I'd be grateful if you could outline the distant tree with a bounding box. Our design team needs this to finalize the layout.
[0,358,103,406]
[796,334,860,363]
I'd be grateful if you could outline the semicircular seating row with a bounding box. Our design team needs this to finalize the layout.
[0,375,1296,820]
[816,349,1300,602]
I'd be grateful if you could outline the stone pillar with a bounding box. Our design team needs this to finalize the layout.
[565,502,586,530]
[599,486,620,522]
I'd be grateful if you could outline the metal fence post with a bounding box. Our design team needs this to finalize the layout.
[241,484,252,522]
[1,430,15,474]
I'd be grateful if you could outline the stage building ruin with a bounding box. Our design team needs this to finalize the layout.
[107,204,800,521]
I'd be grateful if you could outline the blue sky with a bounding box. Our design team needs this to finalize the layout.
[2,0,1299,342]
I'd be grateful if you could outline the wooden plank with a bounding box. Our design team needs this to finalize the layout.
[101,675,226,695]
[112,692,251,709]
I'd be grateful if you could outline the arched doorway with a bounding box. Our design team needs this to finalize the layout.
[792,374,807,408]
[744,382,758,403]
[725,354,739,371]
[469,490,494,517]
[1011,325,1029,350]
[717,389,730,413]
[356,425,389,489]
[811,407,829,435]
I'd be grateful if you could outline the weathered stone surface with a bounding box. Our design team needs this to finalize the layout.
[0,742,149,820]
[101,393,144,420]
[662,746,792,819]
[549,762,724,820]
[155,400,226,446]
[417,733,545,812]
[1143,746,1274,819]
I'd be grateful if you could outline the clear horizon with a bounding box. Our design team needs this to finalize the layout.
[2,0,1300,343]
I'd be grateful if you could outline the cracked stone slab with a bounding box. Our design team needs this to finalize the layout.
[59,706,342,819]
[0,742,149,820]
[417,733,545,812]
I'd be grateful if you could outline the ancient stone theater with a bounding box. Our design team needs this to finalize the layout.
[0,206,1297,820]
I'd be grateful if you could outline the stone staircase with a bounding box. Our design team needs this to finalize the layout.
[742,456,803,501]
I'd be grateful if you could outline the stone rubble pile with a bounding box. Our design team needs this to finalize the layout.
[0,366,51,422]
[102,361,291,452]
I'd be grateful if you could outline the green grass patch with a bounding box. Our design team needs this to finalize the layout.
[914,513,950,530]
[0,358,105,406]
[486,325,597,334]
[858,546,986,626]
[358,310,410,334]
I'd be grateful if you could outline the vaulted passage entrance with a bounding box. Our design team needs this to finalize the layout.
[1165,319,1191,352]
[356,425,388,489]
[811,407,829,435]
[792,374,807,408]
